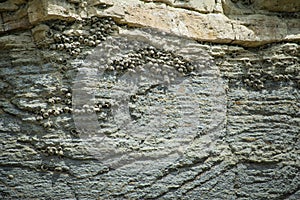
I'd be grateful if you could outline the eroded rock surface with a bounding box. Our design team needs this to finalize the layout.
[0,0,299,199]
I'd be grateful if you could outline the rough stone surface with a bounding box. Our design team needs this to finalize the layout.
[0,0,299,199]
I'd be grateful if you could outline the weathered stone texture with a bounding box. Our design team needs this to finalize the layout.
[0,0,299,199]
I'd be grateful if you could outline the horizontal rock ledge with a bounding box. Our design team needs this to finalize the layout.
[0,0,299,47]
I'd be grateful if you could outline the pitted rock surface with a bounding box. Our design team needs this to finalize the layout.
[0,0,299,199]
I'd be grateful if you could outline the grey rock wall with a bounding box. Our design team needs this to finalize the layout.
[0,0,299,199]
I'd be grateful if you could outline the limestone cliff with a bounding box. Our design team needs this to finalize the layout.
[0,0,299,199]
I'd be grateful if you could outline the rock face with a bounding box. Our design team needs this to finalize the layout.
[0,0,299,199]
